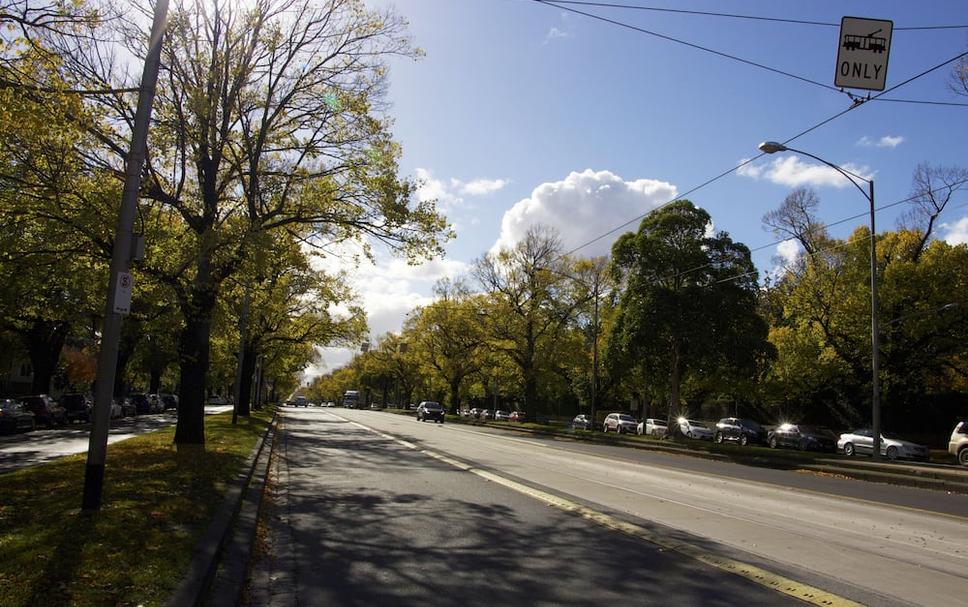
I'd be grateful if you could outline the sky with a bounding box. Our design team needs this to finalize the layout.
[307,0,968,379]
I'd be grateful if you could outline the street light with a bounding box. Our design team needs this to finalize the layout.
[758,141,882,460]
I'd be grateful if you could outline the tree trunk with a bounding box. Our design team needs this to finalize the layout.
[175,302,215,445]
[149,367,162,394]
[25,320,69,394]
[236,343,257,416]
[448,377,461,415]
[667,340,682,436]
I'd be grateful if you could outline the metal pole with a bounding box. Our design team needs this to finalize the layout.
[869,180,882,460]
[82,0,169,512]
[591,283,599,431]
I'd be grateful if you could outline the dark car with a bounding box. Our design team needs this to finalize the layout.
[128,394,152,415]
[61,393,92,424]
[571,414,594,430]
[117,397,137,417]
[416,401,445,424]
[0,398,36,433]
[768,423,837,452]
[160,393,179,410]
[714,417,766,446]
[20,395,67,427]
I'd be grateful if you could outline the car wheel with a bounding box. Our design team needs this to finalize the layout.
[959,448,968,467]
[714,432,724,444]
[769,437,778,449]
[739,434,749,447]
[886,446,899,461]
[844,442,855,457]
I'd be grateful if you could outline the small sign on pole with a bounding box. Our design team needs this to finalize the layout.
[834,16,893,91]
[113,272,133,315]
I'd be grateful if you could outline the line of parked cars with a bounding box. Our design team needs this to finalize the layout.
[459,408,528,422]
[0,392,180,435]
[570,412,967,466]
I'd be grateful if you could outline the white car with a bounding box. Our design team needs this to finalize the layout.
[494,410,511,421]
[679,418,714,440]
[637,418,668,437]
[950,421,968,466]
[603,413,638,434]
[838,428,929,461]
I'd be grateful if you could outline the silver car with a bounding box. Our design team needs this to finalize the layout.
[838,428,929,461]
[948,421,968,466]
[603,413,637,434]
[678,418,714,440]
[637,418,668,437]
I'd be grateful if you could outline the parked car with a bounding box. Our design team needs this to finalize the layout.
[160,393,179,410]
[603,413,638,434]
[768,423,837,452]
[571,414,593,430]
[369,402,385,410]
[20,395,67,427]
[0,399,36,433]
[494,410,511,421]
[128,394,153,415]
[469,407,481,419]
[116,397,137,417]
[948,421,967,467]
[714,417,766,446]
[416,401,445,423]
[61,393,93,424]
[148,394,165,413]
[838,429,929,461]
[637,418,668,437]
[479,409,493,420]
[208,395,229,406]
[109,398,123,419]
[509,411,527,422]
[678,418,714,440]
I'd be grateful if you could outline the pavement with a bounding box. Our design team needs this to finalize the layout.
[242,407,811,606]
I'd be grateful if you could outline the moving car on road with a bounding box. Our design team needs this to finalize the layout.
[714,417,766,446]
[416,401,445,424]
[768,423,836,452]
[637,418,668,437]
[949,421,968,466]
[838,429,929,461]
[603,413,637,434]
[0,399,36,433]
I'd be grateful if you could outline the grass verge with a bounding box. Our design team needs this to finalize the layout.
[0,409,272,607]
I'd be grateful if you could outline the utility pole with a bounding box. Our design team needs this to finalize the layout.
[82,0,169,512]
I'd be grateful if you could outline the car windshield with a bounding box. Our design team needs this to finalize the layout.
[741,420,763,431]
[423,403,442,410]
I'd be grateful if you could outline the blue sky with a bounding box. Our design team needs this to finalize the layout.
[312,0,968,376]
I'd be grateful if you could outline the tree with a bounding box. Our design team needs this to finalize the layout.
[474,226,583,419]
[62,0,450,444]
[408,280,486,414]
[608,200,772,430]
[761,187,830,257]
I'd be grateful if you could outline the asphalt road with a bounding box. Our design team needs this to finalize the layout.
[0,405,233,472]
[251,407,968,607]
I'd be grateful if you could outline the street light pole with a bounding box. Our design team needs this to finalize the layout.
[82,0,170,511]
[758,142,882,460]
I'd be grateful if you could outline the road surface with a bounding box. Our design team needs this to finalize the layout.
[248,407,968,606]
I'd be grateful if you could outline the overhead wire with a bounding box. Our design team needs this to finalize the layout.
[533,0,968,108]
[557,49,968,260]
[543,1,968,31]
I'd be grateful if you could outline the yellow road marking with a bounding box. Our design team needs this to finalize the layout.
[339,414,866,607]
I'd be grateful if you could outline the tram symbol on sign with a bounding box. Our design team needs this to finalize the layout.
[842,30,887,54]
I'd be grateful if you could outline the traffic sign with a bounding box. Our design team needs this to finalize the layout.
[834,16,893,91]
[113,272,132,315]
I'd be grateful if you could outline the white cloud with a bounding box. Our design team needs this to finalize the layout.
[942,216,968,246]
[776,239,801,266]
[460,178,508,196]
[306,243,469,374]
[491,169,678,257]
[415,168,507,210]
[857,135,904,148]
[543,27,570,44]
[738,156,874,188]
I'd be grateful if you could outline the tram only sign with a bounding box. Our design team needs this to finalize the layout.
[835,16,893,91]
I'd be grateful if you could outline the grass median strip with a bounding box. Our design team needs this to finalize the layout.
[0,409,271,607]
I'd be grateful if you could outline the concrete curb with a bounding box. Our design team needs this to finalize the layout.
[440,415,968,494]
[165,412,277,607]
